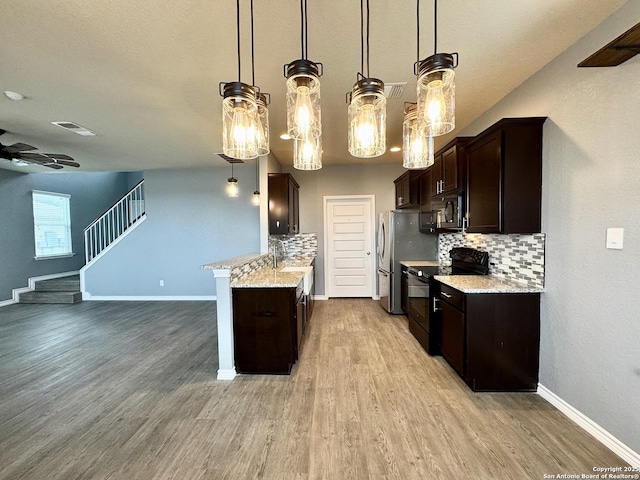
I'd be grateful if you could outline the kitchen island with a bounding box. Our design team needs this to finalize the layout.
[202,253,315,379]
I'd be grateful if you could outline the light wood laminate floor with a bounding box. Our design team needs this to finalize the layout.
[0,299,627,479]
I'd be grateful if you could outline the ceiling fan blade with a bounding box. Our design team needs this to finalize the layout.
[4,142,38,153]
[20,152,50,162]
[51,159,80,168]
[41,153,75,161]
[43,163,64,170]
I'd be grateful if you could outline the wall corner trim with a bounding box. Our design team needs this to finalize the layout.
[538,384,640,466]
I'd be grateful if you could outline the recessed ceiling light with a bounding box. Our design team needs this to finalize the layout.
[4,90,24,101]
[390,146,401,152]
[51,121,99,136]
[280,133,292,140]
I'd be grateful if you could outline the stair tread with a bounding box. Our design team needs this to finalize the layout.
[19,290,82,304]
[34,275,80,292]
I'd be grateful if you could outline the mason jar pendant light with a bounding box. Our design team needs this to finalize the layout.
[347,0,386,158]
[227,163,239,197]
[285,0,323,148]
[415,0,457,137]
[220,0,259,160]
[293,134,322,170]
[402,103,434,169]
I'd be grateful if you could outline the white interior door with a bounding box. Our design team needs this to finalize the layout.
[324,196,375,298]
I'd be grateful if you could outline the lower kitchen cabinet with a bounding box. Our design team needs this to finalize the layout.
[438,283,540,391]
[232,287,304,374]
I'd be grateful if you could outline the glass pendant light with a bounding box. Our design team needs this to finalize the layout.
[220,0,259,160]
[226,163,239,197]
[251,157,260,205]
[415,0,458,137]
[293,133,322,171]
[285,0,323,142]
[403,103,434,169]
[348,0,386,158]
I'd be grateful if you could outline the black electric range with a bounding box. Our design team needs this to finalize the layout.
[405,247,489,355]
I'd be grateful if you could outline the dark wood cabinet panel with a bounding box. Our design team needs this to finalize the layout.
[431,137,472,196]
[269,173,300,234]
[465,118,545,234]
[418,168,436,233]
[437,282,541,392]
[440,300,465,376]
[233,287,299,374]
[394,170,423,209]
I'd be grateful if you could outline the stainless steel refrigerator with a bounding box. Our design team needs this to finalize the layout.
[377,210,437,314]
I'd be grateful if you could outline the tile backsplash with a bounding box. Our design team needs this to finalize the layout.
[439,233,545,288]
[269,233,318,259]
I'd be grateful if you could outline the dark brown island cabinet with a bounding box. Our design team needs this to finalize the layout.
[232,286,305,374]
[465,117,546,234]
[268,173,300,235]
[438,283,541,392]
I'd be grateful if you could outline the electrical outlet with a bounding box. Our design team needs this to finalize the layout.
[159,280,165,287]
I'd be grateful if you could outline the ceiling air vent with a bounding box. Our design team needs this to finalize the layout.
[51,121,99,136]
[384,82,407,99]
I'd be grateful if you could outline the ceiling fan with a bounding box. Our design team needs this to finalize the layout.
[0,129,80,169]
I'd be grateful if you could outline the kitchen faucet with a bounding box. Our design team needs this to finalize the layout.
[272,239,287,268]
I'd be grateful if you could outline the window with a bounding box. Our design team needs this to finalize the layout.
[32,190,73,259]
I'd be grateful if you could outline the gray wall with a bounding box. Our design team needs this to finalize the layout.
[83,166,260,297]
[283,163,406,296]
[0,169,131,301]
[457,1,640,452]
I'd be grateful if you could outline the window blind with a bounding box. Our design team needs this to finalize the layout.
[32,190,72,258]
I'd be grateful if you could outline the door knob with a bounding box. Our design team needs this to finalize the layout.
[366,251,370,255]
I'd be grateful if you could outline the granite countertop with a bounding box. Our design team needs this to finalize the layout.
[232,257,315,288]
[434,274,544,294]
[202,253,264,270]
[400,260,441,268]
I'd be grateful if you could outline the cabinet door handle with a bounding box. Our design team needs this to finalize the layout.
[441,292,452,299]
[253,311,276,317]
[276,220,280,228]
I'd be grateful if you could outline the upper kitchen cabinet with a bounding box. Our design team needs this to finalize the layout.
[394,170,423,209]
[431,137,472,197]
[269,173,300,235]
[466,118,546,234]
[418,168,436,233]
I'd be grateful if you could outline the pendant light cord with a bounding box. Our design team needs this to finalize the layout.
[434,0,437,55]
[360,0,371,77]
[416,0,420,65]
[250,0,255,86]
[236,0,241,82]
[300,0,309,59]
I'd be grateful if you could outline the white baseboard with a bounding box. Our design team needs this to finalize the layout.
[217,368,237,380]
[85,295,217,301]
[538,384,640,467]
[312,295,329,300]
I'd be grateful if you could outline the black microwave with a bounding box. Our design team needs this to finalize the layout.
[432,193,464,230]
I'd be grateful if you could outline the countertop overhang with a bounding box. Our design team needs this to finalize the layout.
[232,257,316,289]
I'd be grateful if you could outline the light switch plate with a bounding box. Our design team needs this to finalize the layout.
[606,228,624,249]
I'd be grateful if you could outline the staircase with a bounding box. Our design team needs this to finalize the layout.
[19,275,82,304]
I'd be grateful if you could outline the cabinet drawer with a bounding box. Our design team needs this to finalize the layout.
[439,284,464,311]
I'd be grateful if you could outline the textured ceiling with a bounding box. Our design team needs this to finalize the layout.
[0,0,627,173]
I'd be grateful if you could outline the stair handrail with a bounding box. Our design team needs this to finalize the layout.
[83,179,145,264]
[84,179,145,233]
